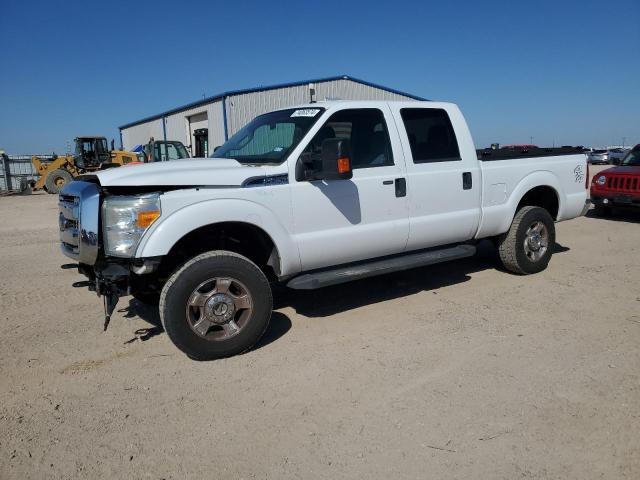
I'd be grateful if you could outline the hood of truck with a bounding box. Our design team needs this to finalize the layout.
[94,158,284,187]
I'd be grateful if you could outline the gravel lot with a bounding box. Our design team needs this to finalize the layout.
[1,166,639,479]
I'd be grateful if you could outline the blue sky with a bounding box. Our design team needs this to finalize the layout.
[1,0,638,154]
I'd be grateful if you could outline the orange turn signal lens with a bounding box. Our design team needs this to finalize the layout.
[136,210,161,228]
[337,157,351,174]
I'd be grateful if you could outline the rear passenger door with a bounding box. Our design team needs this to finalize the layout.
[390,105,481,250]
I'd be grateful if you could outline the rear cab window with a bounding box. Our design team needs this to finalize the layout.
[400,108,461,163]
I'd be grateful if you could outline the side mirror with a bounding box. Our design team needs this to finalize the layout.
[319,138,352,180]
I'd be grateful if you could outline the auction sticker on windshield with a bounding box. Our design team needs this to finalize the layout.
[291,109,320,118]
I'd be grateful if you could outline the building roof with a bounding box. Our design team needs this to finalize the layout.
[118,75,426,130]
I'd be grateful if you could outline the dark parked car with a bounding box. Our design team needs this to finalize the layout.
[608,148,630,165]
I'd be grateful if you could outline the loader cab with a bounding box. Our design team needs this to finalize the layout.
[144,140,190,162]
[74,137,110,170]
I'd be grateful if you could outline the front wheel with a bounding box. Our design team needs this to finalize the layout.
[45,169,74,194]
[159,251,272,360]
[498,206,555,275]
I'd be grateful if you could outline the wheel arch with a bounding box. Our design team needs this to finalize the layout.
[516,185,560,220]
[164,221,282,280]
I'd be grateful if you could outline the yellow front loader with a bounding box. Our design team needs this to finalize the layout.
[31,136,138,194]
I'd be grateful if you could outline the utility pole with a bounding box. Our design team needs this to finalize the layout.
[622,137,626,148]
[530,136,534,145]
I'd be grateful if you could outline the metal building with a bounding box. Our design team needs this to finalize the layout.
[118,75,424,157]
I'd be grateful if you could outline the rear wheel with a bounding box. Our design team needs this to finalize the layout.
[160,251,272,360]
[44,169,74,194]
[498,206,555,275]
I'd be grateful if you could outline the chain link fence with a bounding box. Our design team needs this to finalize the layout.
[0,154,55,193]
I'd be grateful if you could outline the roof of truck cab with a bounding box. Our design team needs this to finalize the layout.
[118,75,426,130]
[273,100,461,114]
[289,100,449,108]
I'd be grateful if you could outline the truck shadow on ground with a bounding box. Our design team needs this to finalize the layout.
[119,240,568,350]
[120,299,292,351]
[273,240,570,318]
[585,208,640,224]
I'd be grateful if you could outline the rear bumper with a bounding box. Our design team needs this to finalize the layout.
[580,199,591,216]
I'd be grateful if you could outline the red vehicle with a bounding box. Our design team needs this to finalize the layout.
[590,144,640,215]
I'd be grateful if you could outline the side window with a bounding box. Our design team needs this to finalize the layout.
[166,144,180,160]
[400,108,461,163]
[305,108,393,169]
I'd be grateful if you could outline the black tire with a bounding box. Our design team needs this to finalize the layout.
[159,251,272,360]
[44,169,74,194]
[498,206,555,275]
[18,178,32,195]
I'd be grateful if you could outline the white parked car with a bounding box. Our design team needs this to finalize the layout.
[59,100,589,360]
[586,149,609,164]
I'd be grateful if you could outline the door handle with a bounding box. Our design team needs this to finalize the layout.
[462,172,472,190]
[395,178,406,197]
[382,180,393,185]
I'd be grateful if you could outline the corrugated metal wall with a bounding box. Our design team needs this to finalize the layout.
[225,84,310,136]
[120,78,418,157]
[223,79,414,138]
[315,78,413,102]
[121,118,164,150]
[123,101,226,156]
[162,101,226,155]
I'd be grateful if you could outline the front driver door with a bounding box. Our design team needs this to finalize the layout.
[290,106,410,271]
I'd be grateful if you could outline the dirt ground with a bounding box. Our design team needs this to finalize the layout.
[1,166,639,479]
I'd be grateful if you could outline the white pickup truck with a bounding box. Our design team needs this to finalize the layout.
[59,100,589,360]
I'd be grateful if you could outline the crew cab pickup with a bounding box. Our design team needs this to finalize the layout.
[59,101,589,360]
[590,144,640,215]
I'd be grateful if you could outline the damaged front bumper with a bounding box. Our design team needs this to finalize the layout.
[76,258,162,330]
[59,180,161,330]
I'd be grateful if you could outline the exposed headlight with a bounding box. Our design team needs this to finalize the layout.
[102,193,161,257]
[596,175,606,185]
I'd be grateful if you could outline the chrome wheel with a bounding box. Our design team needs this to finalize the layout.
[523,220,549,262]
[185,277,253,340]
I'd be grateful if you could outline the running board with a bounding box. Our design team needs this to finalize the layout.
[287,244,476,290]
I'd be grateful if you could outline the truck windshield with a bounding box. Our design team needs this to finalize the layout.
[211,108,324,164]
[621,147,640,166]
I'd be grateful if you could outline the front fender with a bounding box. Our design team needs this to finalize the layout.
[136,197,301,276]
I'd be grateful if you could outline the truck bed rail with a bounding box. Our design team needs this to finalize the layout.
[477,146,585,161]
